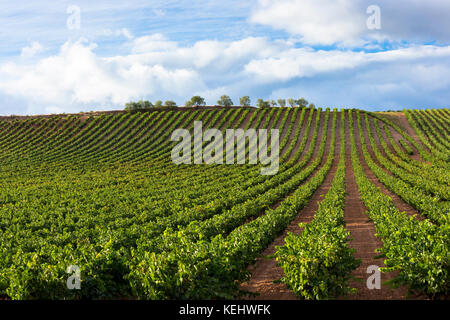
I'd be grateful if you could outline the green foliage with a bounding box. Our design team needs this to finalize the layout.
[296,98,308,108]
[286,98,310,108]
[398,139,413,155]
[349,110,449,298]
[276,110,360,300]
[164,100,177,107]
[0,105,448,300]
[239,96,251,107]
[277,99,286,108]
[127,108,334,299]
[217,95,234,107]
[186,96,206,107]
[287,98,296,107]
[124,100,153,111]
[362,112,450,220]
[256,99,271,108]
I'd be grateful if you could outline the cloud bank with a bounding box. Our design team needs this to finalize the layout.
[0,0,449,114]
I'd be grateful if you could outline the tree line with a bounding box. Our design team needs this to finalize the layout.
[125,95,314,111]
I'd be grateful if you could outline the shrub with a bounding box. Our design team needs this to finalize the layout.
[277,99,286,107]
[164,101,177,107]
[217,95,233,107]
[125,100,153,111]
[256,99,271,108]
[186,96,206,107]
[239,96,251,107]
[296,98,308,108]
[288,98,296,107]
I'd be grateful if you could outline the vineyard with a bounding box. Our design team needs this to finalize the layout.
[0,106,448,300]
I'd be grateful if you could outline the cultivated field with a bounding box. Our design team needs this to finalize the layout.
[0,107,448,300]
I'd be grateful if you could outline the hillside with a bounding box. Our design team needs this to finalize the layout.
[0,107,448,300]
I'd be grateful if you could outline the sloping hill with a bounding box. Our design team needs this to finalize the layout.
[0,107,448,300]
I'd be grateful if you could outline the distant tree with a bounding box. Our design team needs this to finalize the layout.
[189,96,206,107]
[287,98,296,107]
[296,98,308,108]
[143,100,153,109]
[125,100,153,111]
[164,100,177,107]
[256,99,264,108]
[257,99,271,108]
[239,96,251,107]
[277,99,286,107]
[308,103,316,109]
[217,95,234,107]
[270,100,278,107]
[154,100,163,108]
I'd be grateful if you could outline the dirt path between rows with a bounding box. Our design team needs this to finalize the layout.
[271,110,326,211]
[343,113,406,299]
[346,112,426,299]
[282,109,302,155]
[287,109,311,161]
[280,110,295,157]
[394,113,430,157]
[240,111,336,300]
[239,109,256,129]
[362,114,425,221]
[377,113,425,162]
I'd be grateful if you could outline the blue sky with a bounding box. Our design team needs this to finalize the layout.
[0,0,449,115]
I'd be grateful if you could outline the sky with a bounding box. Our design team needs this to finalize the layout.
[0,0,449,115]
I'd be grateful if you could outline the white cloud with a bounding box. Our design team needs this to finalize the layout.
[21,42,45,58]
[0,35,283,114]
[1,34,450,115]
[244,45,450,82]
[131,34,178,53]
[266,50,450,110]
[152,9,165,17]
[0,38,205,113]
[251,0,450,47]
[128,35,278,70]
[245,48,364,81]
[250,0,366,46]
[250,0,450,47]
[100,28,134,40]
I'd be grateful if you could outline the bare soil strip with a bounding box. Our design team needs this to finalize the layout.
[343,112,409,300]
[271,110,326,211]
[387,125,424,163]
[287,108,312,161]
[220,109,243,130]
[279,109,294,148]
[395,113,432,154]
[242,111,327,226]
[241,111,336,300]
[379,113,425,161]
[361,114,425,221]
[265,108,283,130]
[280,109,299,157]
[346,112,427,299]
[376,119,408,158]
[239,109,256,129]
